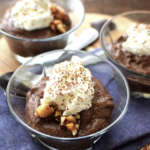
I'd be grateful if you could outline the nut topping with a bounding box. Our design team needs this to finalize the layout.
[50,4,58,13]
[75,114,80,119]
[57,24,66,33]
[50,4,68,20]
[65,123,79,136]
[60,114,81,136]
[49,19,66,33]
[61,116,76,125]
[49,3,68,33]
[55,110,62,117]
[34,104,54,118]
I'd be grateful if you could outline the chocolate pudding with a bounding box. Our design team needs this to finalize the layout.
[0,1,71,58]
[111,35,150,76]
[0,8,71,39]
[26,77,114,137]
[110,29,150,93]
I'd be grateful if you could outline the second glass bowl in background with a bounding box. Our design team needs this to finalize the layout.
[0,0,85,63]
[100,11,150,98]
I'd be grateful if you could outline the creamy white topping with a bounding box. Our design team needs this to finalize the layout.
[40,56,94,116]
[122,23,150,56]
[11,0,53,31]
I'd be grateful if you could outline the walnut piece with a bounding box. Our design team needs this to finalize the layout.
[66,123,79,136]
[75,114,80,119]
[50,19,66,33]
[34,104,54,118]
[55,110,62,117]
[50,4,58,13]
[57,24,66,33]
[61,115,80,136]
[49,3,68,33]
[50,4,68,20]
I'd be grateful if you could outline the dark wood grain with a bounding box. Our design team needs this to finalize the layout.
[82,0,150,15]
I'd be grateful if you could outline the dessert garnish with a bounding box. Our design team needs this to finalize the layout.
[122,23,150,56]
[34,56,94,136]
[11,0,53,31]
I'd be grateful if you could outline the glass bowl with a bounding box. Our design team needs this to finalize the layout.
[0,0,84,63]
[100,11,150,98]
[6,50,130,150]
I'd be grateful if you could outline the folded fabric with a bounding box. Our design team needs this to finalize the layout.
[0,49,150,150]
[94,97,150,150]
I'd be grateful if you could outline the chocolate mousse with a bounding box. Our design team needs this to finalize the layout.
[110,23,150,76]
[0,0,71,57]
[111,35,150,76]
[25,56,114,137]
[0,5,71,39]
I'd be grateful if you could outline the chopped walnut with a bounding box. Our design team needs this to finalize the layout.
[61,116,76,125]
[55,110,62,117]
[34,104,54,118]
[50,4,58,13]
[50,4,68,20]
[75,114,80,119]
[49,3,68,33]
[50,19,66,33]
[57,24,66,33]
[61,114,81,136]
[66,123,79,136]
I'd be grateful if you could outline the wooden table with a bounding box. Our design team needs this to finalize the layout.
[81,0,150,15]
[0,13,112,75]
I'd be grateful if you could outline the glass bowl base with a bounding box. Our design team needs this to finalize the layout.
[38,138,93,150]
[29,132,99,150]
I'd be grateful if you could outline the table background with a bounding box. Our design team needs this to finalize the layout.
[81,0,150,15]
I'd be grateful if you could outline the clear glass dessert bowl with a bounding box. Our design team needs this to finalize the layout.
[6,50,130,150]
[100,11,150,98]
[0,0,84,63]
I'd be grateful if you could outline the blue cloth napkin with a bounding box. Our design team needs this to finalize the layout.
[0,49,150,150]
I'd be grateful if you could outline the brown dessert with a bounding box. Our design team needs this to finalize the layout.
[0,5,71,39]
[26,77,114,137]
[111,35,150,76]
[0,2,71,57]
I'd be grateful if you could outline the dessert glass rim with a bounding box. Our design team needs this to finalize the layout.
[6,50,130,141]
[0,0,85,42]
[100,10,150,79]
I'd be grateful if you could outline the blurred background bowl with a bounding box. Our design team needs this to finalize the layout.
[6,50,130,150]
[100,11,150,98]
[0,0,85,63]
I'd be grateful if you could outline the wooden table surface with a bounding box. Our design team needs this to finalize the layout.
[0,13,112,75]
[81,0,150,15]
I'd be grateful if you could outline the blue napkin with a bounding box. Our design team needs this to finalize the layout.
[0,49,150,150]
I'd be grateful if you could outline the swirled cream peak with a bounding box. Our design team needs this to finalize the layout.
[40,56,94,116]
[122,23,150,56]
[11,0,53,31]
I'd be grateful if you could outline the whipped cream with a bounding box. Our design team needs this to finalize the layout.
[11,0,53,31]
[122,23,150,56]
[40,56,94,116]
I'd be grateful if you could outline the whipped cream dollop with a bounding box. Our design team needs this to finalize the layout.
[11,0,53,31]
[40,56,94,116]
[122,23,150,56]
